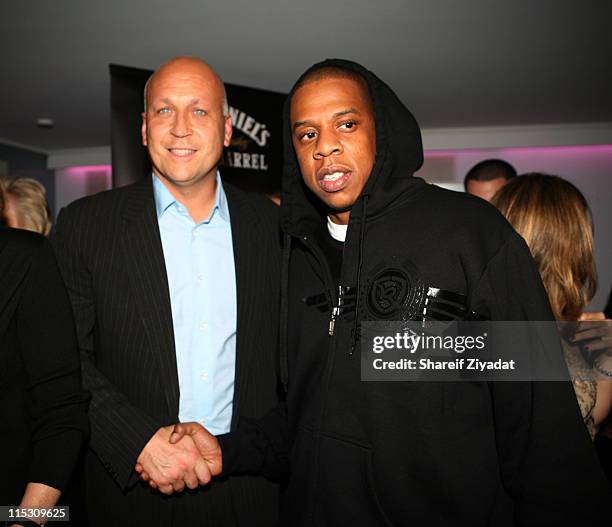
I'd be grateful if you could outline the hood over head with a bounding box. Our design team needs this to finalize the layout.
[281,58,424,235]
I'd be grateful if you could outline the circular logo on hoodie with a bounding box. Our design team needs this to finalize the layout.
[364,261,426,320]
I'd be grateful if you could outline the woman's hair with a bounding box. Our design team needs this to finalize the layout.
[0,177,52,235]
[0,183,4,218]
[492,173,597,320]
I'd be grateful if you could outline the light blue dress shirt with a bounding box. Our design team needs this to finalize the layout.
[153,173,236,435]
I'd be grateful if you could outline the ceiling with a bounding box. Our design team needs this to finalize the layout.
[2,0,611,151]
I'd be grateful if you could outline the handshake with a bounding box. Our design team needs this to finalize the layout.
[135,422,222,495]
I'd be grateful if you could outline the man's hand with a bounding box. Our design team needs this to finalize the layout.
[134,425,213,495]
[169,422,223,476]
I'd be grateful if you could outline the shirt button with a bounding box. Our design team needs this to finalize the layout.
[200,372,209,380]
[197,274,204,283]
[199,321,208,331]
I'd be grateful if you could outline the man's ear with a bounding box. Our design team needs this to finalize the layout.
[141,112,148,146]
[223,115,232,148]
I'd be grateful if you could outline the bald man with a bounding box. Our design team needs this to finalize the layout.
[52,57,281,526]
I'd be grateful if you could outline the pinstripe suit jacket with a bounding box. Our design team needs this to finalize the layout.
[52,177,281,526]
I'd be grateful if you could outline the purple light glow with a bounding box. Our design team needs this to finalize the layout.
[63,165,112,176]
[424,144,612,158]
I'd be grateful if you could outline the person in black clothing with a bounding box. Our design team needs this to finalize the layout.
[0,190,89,526]
[149,59,611,525]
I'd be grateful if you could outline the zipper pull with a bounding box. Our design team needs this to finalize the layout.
[328,306,340,336]
[328,286,344,336]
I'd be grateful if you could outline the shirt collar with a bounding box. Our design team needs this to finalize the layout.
[152,171,230,223]
[152,173,176,218]
[327,215,348,243]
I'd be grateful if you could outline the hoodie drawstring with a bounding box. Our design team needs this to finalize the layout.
[349,195,369,355]
[279,232,292,393]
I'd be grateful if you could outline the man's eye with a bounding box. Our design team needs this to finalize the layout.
[339,120,356,130]
[299,131,317,141]
[194,109,207,116]
[157,107,171,114]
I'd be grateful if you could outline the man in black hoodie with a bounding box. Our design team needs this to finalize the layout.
[147,59,611,525]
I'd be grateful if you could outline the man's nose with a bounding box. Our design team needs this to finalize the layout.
[171,110,192,137]
[314,129,342,159]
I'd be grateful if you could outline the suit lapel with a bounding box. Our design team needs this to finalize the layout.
[225,185,259,427]
[120,178,179,420]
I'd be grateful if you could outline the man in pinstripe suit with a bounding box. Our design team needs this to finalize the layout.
[52,57,281,526]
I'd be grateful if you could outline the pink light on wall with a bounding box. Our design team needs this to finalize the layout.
[419,143,612,183]
[63,164,112,176]
[55,165,113,212]
[424,144,612,158]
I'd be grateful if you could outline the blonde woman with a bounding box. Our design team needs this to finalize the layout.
[493,173,612,437]
[1,187,89,524]
[0,177,52,235]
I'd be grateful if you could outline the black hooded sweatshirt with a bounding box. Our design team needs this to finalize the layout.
[218,59,611,526]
